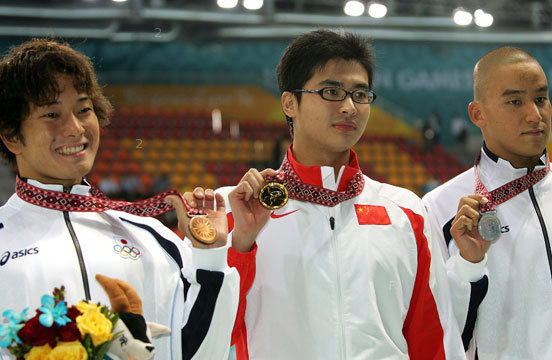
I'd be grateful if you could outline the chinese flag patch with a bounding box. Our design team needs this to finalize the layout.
[354,204,391,225]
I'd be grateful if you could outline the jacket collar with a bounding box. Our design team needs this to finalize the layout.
[478,142,548,191]
[286,146,362,192]
[20,176,91,196]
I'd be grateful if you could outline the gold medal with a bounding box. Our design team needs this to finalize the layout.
[259,181,289,210]
[188,216,217,245]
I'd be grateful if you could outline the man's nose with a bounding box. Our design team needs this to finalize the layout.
[62,113,85,136]
[339,95,358,115]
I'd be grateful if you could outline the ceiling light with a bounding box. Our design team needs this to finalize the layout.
[111,0,127,2]
[474,9,493,27]
[344,1,365,17]
[243,0,263,10]
[218,0,238,9]
[368,2,387,18]
[453,7,472,26]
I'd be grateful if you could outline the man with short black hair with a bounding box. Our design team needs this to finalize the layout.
[215,29,466,360]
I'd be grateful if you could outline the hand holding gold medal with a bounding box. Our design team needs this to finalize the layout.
[259,171,288,210]
[227,168,280,253]
[165,188,228,249]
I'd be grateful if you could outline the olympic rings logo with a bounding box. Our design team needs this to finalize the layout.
[113,239,141,260]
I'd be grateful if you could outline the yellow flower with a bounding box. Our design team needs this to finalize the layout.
[76,308,113,347]
[75,301,101,314]
[24,344,52,360]
[45,341,88,360]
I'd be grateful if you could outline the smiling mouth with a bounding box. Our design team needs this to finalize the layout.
[55,144,86,155]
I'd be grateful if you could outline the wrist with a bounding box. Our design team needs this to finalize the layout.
[459,249,485,263]
[231,230,256,253]
[189,239,225,249]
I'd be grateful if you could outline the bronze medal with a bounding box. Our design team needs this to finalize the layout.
[188,216,217,245]
[259,181,289,210]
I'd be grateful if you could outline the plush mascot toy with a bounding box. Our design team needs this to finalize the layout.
[95,275,171,360]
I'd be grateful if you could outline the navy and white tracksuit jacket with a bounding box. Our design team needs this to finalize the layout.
[0,178,239,360]
[423,145,552,360]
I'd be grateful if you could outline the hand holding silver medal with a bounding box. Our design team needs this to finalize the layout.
[474,151,550,242]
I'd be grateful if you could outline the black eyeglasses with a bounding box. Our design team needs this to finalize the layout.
[292,87,376,104]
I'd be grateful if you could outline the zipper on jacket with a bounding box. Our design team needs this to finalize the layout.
[329,214,346,359]
[527,170,552,280]
[63,187,91,300]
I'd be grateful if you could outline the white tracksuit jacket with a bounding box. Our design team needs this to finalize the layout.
[0,179,239,360]
[423,145,552,360]
[220,149,466,360]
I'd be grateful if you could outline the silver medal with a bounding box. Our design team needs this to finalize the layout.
[478,210,501,242]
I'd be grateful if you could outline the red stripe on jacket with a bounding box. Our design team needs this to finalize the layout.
[400,207,446,360]
[226,212,257,360]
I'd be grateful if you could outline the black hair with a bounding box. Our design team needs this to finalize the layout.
[276,30,376,137]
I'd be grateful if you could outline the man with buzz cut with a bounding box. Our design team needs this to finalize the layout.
[0,38,240,360]
[423,46,552,359]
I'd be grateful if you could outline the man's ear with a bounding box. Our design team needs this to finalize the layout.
[0,132,23,155]
[468,101,485,129]
[281,91,297,119]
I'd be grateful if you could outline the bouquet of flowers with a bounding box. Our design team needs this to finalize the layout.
[0,286,118,360]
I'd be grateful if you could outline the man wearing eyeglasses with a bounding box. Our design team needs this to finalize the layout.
[206,29,465,359]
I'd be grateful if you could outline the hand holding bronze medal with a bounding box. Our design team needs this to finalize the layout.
[259,171,289,210]
[16,175,218,244]
[183,199,217,245]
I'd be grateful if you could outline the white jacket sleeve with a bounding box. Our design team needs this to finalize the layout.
[423,195,488,358]
[179,241,240,360]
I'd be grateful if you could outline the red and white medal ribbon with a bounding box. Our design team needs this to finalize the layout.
[279,155,365,207]
[182,199,207,217]
[265,171,286,183]
[474,151,550,211]
[16,176,181,217]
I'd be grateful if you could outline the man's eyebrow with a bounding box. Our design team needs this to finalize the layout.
[37,96,90,107]
[318,79,370,89]
[319,79,343,87]
[39,100,61,107]
[502,86,549,96]
[501,89,524,96]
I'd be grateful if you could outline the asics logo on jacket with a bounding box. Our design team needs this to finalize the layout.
[0,247,39,266]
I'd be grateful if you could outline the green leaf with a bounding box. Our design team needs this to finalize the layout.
[110,314,119,327]
[95,340,111,358]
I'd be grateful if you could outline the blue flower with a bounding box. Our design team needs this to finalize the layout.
[0,317,24,348]
[0,308,31,348]
[38,295,71,327]
[2,308,31,323]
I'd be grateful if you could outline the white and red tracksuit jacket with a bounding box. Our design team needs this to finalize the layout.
[224,148,466,360]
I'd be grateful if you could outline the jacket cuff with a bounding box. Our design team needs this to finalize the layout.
[454,253,487,282]
[190,242,231,272]
[228,242,258,265]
